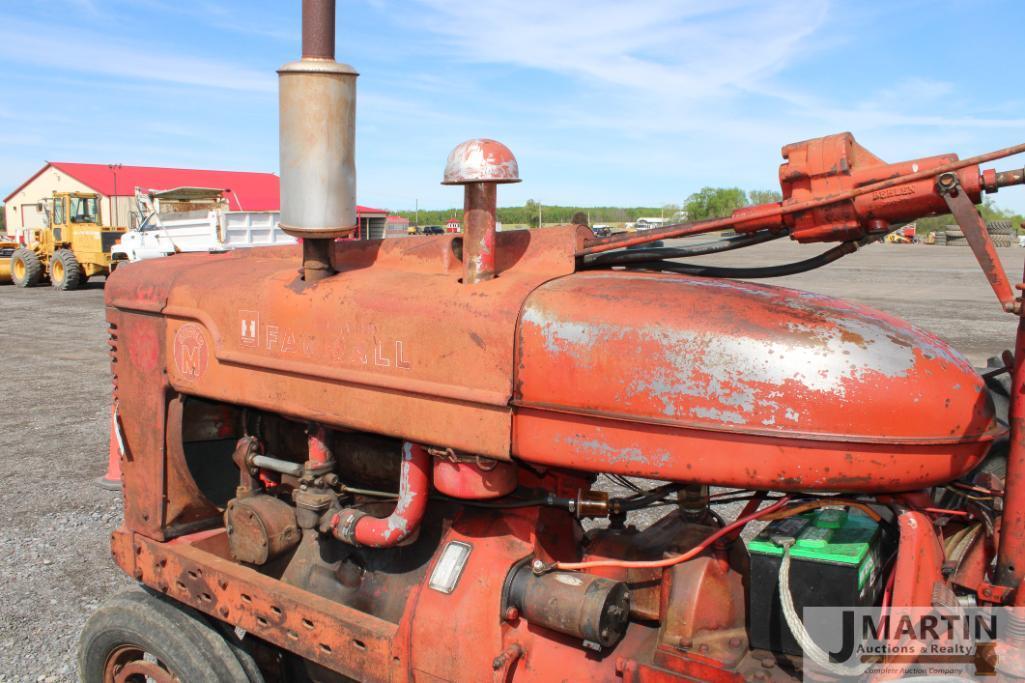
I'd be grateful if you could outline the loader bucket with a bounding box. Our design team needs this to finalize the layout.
[0,242,16,284]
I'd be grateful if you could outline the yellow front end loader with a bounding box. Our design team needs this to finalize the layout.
[0,240,18,284]
[9,192,125,290]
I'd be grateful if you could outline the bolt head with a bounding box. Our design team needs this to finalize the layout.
[442,139,521,185]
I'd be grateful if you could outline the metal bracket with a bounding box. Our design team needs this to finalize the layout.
[937,172,1019,313]
[976,581,1014,604]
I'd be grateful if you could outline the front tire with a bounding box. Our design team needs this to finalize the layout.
[51,248,82,290]
[10,248,43,287]
[78,589,251,682]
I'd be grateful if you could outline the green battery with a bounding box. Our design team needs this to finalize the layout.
[746,507,887,656]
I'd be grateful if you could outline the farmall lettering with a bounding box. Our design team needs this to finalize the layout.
[238,311,314,357]
[331,322,411,370]
[238,312,410,369]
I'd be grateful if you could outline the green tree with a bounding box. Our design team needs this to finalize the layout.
[683,187,748,221]
[747,189,783,205]
[521,199,538,228]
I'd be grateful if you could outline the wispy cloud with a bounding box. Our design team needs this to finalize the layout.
[0,17,274,93]
[407,0,829,98]
[394,1,1025,141]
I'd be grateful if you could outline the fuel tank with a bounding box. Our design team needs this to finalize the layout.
[513,271,999,491]
[106,226,998,494]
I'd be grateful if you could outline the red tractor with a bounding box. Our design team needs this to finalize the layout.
[78,1,1025,680]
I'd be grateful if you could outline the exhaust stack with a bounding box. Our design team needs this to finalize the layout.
[279,0,358,282]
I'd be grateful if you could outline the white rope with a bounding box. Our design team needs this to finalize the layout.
[113,400,125,456]
[777,540,873,678]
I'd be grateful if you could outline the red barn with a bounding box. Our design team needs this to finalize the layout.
[4,162,388,239]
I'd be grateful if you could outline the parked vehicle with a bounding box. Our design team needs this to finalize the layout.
[422,225,445,235]
[0,239,17,284]
[110,187,293,264]
[9,191,125,290]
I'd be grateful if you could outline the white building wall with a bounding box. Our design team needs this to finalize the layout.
[4,166,102,238]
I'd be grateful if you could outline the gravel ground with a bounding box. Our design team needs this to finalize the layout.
[0,240,1021,681]
[0,278,129,682]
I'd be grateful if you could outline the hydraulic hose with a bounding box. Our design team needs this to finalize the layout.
[623,241,858,279]
[331,442,430,548]
[580,229,785,268]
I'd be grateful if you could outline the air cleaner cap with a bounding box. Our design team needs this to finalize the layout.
[442,139,521,185]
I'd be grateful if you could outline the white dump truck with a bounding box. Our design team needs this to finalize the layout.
[110,187,294,265]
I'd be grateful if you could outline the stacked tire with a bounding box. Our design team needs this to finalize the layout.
[944,225,965,246]
[988,221,1014,248]
[932,229,947,246]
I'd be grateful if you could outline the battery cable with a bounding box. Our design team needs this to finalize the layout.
[777,538,874,678]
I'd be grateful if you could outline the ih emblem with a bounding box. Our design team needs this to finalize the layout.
[173,323,208,381]
[240,310,259,348]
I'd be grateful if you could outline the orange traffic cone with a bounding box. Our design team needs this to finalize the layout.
[94,403,123,490]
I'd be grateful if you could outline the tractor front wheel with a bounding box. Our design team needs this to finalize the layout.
[10,248,43,287]
[78,589,255,682]
[50,249,82,290]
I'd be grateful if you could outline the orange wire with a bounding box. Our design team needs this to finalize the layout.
[919,506,971,517]
[554,496,791,571]
[760,498,882,523]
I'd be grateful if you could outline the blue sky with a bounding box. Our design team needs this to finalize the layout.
[1,0,1023,214]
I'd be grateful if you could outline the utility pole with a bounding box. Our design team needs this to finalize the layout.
[415,198,419,229]
[538,202,542,229]
[107,163,122,227]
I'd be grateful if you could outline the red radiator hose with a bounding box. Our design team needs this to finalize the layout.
[331,442,430,548]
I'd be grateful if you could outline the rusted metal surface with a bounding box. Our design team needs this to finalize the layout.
[142,228,581,459]
[992,167,1025,191]
[513,271,996,491]
[505,563,630,648]
[880,511,946,678]
[104,644,176,682]
[224,494,299,564]
[300,238,334,282]
[278,0,357,241]
[619,649,746,683]
[660,556,747,668]
[462,182,499,283]
[113,528,405,681]
[580,135,1025,254]
[99,4,1025,674]
[112,505,754,682]
[301,0,335,59]
[442,139,520,285]
[332,442,429,547]
[938,172,1018,312]
[442,138,521,185]
[998,271,1025,587]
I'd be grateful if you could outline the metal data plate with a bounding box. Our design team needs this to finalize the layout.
[429,541,472,594]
